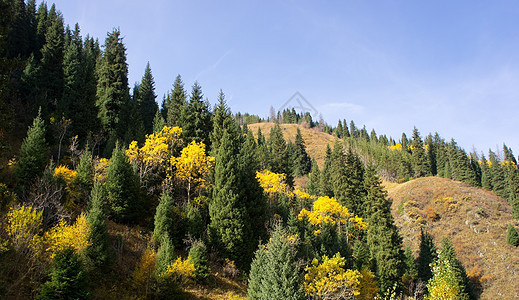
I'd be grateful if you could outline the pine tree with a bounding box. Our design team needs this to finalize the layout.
[38,4,64,117]
[319,145,334,198]
[269,123,293,187]
[96,29,131,151]
[155,237,175,275]
[137,62,158,134]
[152,109,166,133]
[76,149,94,204]
[506,224,519,247]
[293,128,311,176]
[210,90,233,155]
[17,109,48,184]
[306,159,320,196]
[189,240,209,280]
[86,182,112,270]
[153,191,178,248]
[364,166,405,296]
[411,127,430,178]
[165,74,186,127]
[416,229,437,284]
[247,225,305,300]
[344,148,366,217]
[37,247,89,300]
[434,238,475,299]
[489,150,507,198]
[180,81,212,146]
[480,154,492,190]
[105,142,142,223]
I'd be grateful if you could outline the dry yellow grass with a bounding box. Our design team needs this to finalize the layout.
[247,122,340,168]
[387,177,519,299]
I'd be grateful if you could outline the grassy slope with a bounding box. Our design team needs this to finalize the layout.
[386,177,519,299]
[251,122,519,299]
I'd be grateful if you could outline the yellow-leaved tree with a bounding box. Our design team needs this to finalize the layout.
[5,204,43,253]
[44,213,91,256]
[298,196,367,243]
[304,253,362,299]
[126,126,183,187]
[256,169,293,200]
[171,141,214,202]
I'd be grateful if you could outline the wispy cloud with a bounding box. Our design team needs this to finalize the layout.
[193,48,234,82]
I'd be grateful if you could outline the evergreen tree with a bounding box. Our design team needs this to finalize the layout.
[105,142,142,223]
[247,225,305,300]
[506,224,519,247]
[137,62,158,134]
[416,229,437,284]
[86,182,112,270]
[37,248,89,300]
[96,29,131,152]
[180,81,212,146]
[152,109,166,133]
[155,237,175,275]
[425,134,437,175]
[411,127,430,177]
[17,109,48,184]
[210,90,233,155]
[306,159,320,196]
[165,74,186,127]
[364,167,405,296]
[293,128,311,176]
[480,154,492,190]
[38,4,64,117]
[269,123,293,187]
[189,240,209,280]
[153,191,177,248]
[319,145,333,197]
[344,148,366,217]
[436,238,475,300]
[489,150,507,198]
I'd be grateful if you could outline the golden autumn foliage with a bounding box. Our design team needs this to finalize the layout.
[172,141,214,199]
[358,269,378,300]
[44,213,91,256]
[94,157,110,183]
[256,169,292,197]
[53,165,77,185]
[294,189,313,201]
[133,248,157,295]
[5,204,43,252]
[164,257,195,283]
[126,126,183,180]
[298,196,367,237]
[389,143,402,151]
[304,253,362,299]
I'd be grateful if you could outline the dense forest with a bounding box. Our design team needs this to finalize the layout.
[1,1,518,299]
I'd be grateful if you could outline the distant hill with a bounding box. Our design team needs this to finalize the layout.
[247,123,340,168]
[387,177,519,299]
[249,122,519,299]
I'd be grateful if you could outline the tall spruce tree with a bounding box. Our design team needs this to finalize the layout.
[306,159,321,196]
[153,191,177,248]
[416,229,437,284]
[411,127,430,178]
[95,29,131,152]
[293,128,311,176]
[86,182,112,270]
[105,142,142,223]
[364,166,405,296]
[37,247,89,300]
[137,62,158,134]
[436,238,475,300]
[165,74,186,127]
[247,225,305,300]
[180,81,212,146]
[319,145,334,197]
[17,109,48,184]
[269,123,293,187]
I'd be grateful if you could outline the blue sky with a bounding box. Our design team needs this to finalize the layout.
[51,0,519,156]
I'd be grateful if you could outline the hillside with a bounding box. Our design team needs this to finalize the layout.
[386,177,519,299]
[247,123,340,168]
[250,122,519,298]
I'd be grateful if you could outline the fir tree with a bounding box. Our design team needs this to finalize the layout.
[411,127,430,177]
[480,154,492,190]
[86,182,112,270]
[152,109,166,133]
[306,159,320,196]
[155,237,175,275]
[416,229,437,284]
[153,191,177,248]
[165,74,186,127]
[180,81,212,146]
[17,109,48,184]
[210,90,233,155]
[37,248,89,300]
[364,166,405,296]
[436,238,475,300]
[189,240,209,280]
[105,142,142,223]
[96,29,131,152]
[137,62,158,134]
[506,224,519,247]
[269,123,293,187]
[489,150,507,198]
[247,225,305,300]
[293,128,311,176]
